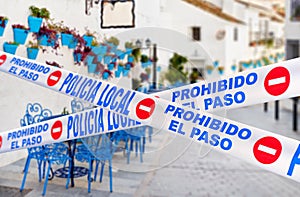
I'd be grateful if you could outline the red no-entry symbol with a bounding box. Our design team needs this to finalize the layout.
[253,136,282,164]
[47,71,62,87]
[51,121,63,140]
[0,136,2,148]
[264,67,290,96]
[0,55,7,66]
[136,98,156,120]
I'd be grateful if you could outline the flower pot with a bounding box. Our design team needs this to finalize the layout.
[73,53,82,63]
[3,42,18,54]
[125,63,131,70]
[68,37,78,49]
[0,20,8,36]
[85,55,94,66]
[128,55,134,63]
[83,35,93,47]
[28,16,43,33]
[115,70,121,78]
[116,49,125,60]
[13,28,28,44]
[117,64,124,72]
[61,33,73,46]
[108,43,117,53]
[206,69,213,75]
[102,72,109,80]
[125,47,132,53]
[88,63,97,73]
[27,47,39,60]
[108,63,114,70]
[123,69,129,76]
[38,34,58,47]
[104,55,112,64]
[92,44,107,55]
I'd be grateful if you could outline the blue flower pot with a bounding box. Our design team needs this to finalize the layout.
[123,70,129,76]
[13,28,29,44]
[27,48,39,60]
[118,65,124,72]
[88,63,97,73]
[108,43,117,53]
[3,42,18,54]
[128,55,134,63]
[115,70,121,78]
[125,47,132,53]
[38,34,58,47]
[102,72,109,80]
[116,49,126,60]
[125,63,131,70]
[97,56,103,62]
[85,55,94,66]
[207,69,213,75]
[108,63,115,70]
[28,16,43,33]
[61,33,73,46]
[104,55,112,64]
[73,53,82,63]
[68,37,78,49]
[0,20,8,36]
[83,35,93,47]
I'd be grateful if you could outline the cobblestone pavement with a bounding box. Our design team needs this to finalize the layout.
[1,102,300,196]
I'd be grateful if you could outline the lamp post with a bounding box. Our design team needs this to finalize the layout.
[135,38,157,90]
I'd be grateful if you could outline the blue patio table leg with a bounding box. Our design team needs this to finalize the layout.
[68,139,77,187]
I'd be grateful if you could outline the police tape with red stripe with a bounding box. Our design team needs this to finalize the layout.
[0,52,300,182]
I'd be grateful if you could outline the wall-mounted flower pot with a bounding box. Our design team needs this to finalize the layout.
[68,38,78,49]
[115,70,121,78]
[0,20,8,37]
[123,69,129,77]
[116,50,125,60]
[73,53,82,63]
[88,64,97,73]
[108,43,117,53]
[108,63,114,70]
[3,42,18,54]
[128,55,134,63]
[85,55,94,66]
[83,35,93,47]
[92,44,107,55]
[102,72,109,80]
[117,64,124,72]
[13,28,28,44]
[27,47,39,60]
[38,34,58,47]
[104,55,112,65]
[28,16,42,33]
[61,33,73,46]
[206,69,213,75]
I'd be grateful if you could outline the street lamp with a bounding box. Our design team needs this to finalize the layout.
[135,38,158,90]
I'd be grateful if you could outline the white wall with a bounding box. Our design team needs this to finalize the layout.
[285,0,300,39]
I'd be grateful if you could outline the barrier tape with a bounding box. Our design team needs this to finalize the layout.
[0,52,300,182]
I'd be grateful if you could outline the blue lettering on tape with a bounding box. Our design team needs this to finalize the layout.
[164,104,252,141]
[287,144,300,176]
[10,57,50,74]
[7,124,48,141]
[204,91,246,110]
[107,111,141,131]
[172,72,257,102]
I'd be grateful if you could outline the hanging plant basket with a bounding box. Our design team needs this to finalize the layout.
[3,42,18,54]
[0,17,8,37]
[61,33,73,46]
[28,16,43,33]
[12,25,29,45]
[27,47,39,60]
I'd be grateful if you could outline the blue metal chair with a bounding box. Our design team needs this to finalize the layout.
[19,103,71,196]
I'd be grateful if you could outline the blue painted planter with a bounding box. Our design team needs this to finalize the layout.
[207,69,213,75]
[13,28,29,44]
[61,33,73,46]
[0,20,8,36]
[38,34,58,47]
[102,72,109,80]
[115,70,121,78]
[108,43,117,53]
[3,42,18,54]
[125,47,132,53]
[73,53,82,63]
[83,35,93,47]
[68,37,78,49]
[104,55,112,64]
[108,63,115,70]
[125,63,131,70]
[118,65,124,72]
[85,55,94,66]
[116,49,126,60]
[28,16,43,33]
[142,61,152,68]
[27,48,39,60]
[97,56,103,62]
[123,70,130,76]
[88,64,97,73]
[128,55,134,63]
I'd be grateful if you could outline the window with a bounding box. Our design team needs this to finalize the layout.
[234,27,238,41]
[291,0,300,21]
[192,27,201,41]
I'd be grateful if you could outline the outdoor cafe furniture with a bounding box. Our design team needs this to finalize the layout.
[19,103,71,196]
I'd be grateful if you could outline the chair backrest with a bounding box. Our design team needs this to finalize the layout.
[71,99,94,114]
[20,103,53,127]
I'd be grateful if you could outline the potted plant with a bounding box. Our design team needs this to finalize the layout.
[26,41,41,60]
[125,41,134,52]
[12,24,29,44]
[83,27,96,47]
[206,65,214,75]
[0,16,8,36]
[35,24,58,48]
[141,54,151,68]
[106,36,119,53]
[102,69,113,80]
[28,6,50,32]
[3,41,19,54]
[218,66,225,75]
